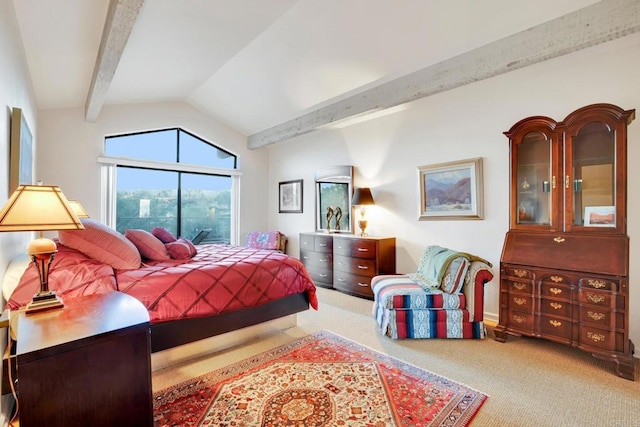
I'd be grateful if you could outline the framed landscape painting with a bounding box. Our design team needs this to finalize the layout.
[9,107,33,193]
[279,179,303,213]
[418,157,484,220]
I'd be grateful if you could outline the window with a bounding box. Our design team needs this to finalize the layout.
[99,128,240,244]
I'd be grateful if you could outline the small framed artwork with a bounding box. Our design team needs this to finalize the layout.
[9,107,33,193]
[418,157,484,220]
[279,179,303,213]
[584,206,615,227]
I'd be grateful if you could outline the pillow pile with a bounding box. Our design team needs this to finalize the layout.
[125,229,171,261]
[151,227,197,260]
[58,218,141,270]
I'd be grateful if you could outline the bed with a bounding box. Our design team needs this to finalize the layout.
[3,220,318,361]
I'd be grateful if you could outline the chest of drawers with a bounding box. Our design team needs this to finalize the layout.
[299,233,396,299]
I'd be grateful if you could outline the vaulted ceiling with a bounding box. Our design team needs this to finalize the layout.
[12,0,640,147]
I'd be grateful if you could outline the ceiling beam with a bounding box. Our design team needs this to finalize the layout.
[248,0,640,149]
[85,0,144,122]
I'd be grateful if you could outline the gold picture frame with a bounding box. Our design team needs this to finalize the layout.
[9,107,33,193]
[418,157,484,220]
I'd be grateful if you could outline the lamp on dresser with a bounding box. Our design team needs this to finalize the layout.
[352,187,375,236]
[0,184,84,313]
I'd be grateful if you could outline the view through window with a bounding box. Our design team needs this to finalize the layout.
[103,129,237,244]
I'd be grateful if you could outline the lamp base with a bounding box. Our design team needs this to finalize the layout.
[26,291,64,315]
[357,220,368,236]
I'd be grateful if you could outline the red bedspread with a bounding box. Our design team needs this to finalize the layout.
[7,243,317,324]
[117,244,317,323]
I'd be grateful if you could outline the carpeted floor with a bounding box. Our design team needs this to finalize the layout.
[153,287,640,426]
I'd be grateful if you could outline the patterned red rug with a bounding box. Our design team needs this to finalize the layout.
[153,331,487,426]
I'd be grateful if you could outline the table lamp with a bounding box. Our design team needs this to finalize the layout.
[0,185,84,313]
[68,200,90,218]
[352,187,375,236]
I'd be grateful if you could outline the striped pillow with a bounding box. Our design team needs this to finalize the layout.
[440,257,471,294]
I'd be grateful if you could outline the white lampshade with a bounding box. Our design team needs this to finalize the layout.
[0,185,84,232]
[68,200,90,219]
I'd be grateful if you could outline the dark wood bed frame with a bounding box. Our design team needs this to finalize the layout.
[150,292,310,353]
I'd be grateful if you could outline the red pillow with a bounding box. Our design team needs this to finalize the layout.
[125,229,170,261]
[152,227,177,243]
[58,219,141,270]
[165,238,197,260]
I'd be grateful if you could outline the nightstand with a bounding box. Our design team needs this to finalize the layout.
[10,292,153,427]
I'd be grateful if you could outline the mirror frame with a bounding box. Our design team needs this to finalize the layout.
[315,165,354,233]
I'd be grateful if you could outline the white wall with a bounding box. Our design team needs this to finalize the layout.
[267,32,640,350]
[36,102,271,242]
[0,0,39,421]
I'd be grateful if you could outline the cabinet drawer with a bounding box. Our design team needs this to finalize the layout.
[300,234,315,251]
[505,279,533,294]
[333,238,377,259]
[506,267,535,280]
[540,299,572,318]
[578,290,623,309]
[305,266,333,288]
[540,282,572,302]
[505,310,535,333]
[300,250,333,269]
[314,235,333,253]
[334,255,377,277]
[579,277,618,292]
[579,326,616,351]
[579,307,615,329]
[507,294,534,312]
[540,316,572,340]
[333,271,373,298]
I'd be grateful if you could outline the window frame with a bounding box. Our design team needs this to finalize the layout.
[98,136,242,245]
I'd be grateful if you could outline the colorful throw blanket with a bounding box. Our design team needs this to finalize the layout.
[408,245,491,294]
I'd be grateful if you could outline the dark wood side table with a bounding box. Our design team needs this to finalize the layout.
[13,291,153,426]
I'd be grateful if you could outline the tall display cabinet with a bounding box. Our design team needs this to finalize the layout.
[495,103,636,380]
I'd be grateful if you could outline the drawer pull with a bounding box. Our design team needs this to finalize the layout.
[587,279,607,289]
[303,255,309,259]
[337,278,346,282]
[513,269,527,278]
[320,258,328,263]
[550,287,562,295]
[357,248,369,252]
[587,331,606,343]
[553,236,565,243]
[319,243,327,247]
[587,294,605,304]
[550,276,563,283]
[512,282,527,291]
[550,302,562,310]
[587,311,605,321]
[357,265,368,270]
[512,314,526,324]
[357,282,368,287]
[513,297,526,306]
[549,320,562,327]
[319,273,327,278]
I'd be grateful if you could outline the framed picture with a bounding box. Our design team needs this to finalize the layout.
[584,206,615,227]
[279,179,303,213]
[418,157,484,220]
[9,107,33,193]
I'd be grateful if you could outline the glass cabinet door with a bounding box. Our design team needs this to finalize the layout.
[566,121,615,231]
[563,104,632,235]
[506,117,560,231]
[515,132,552,227]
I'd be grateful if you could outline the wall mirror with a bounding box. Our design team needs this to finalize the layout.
[315,165,353,233]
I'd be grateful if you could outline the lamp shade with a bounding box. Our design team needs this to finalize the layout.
[0,185,84,232]
[352,187,375,206]
[68,200,90,218]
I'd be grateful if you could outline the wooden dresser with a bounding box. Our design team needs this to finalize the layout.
[300,232,334,289]
[12,292,153,426]
[300,233,396,299]
[495,103,635,380]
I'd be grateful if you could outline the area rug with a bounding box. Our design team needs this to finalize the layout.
[153,331,487,426]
